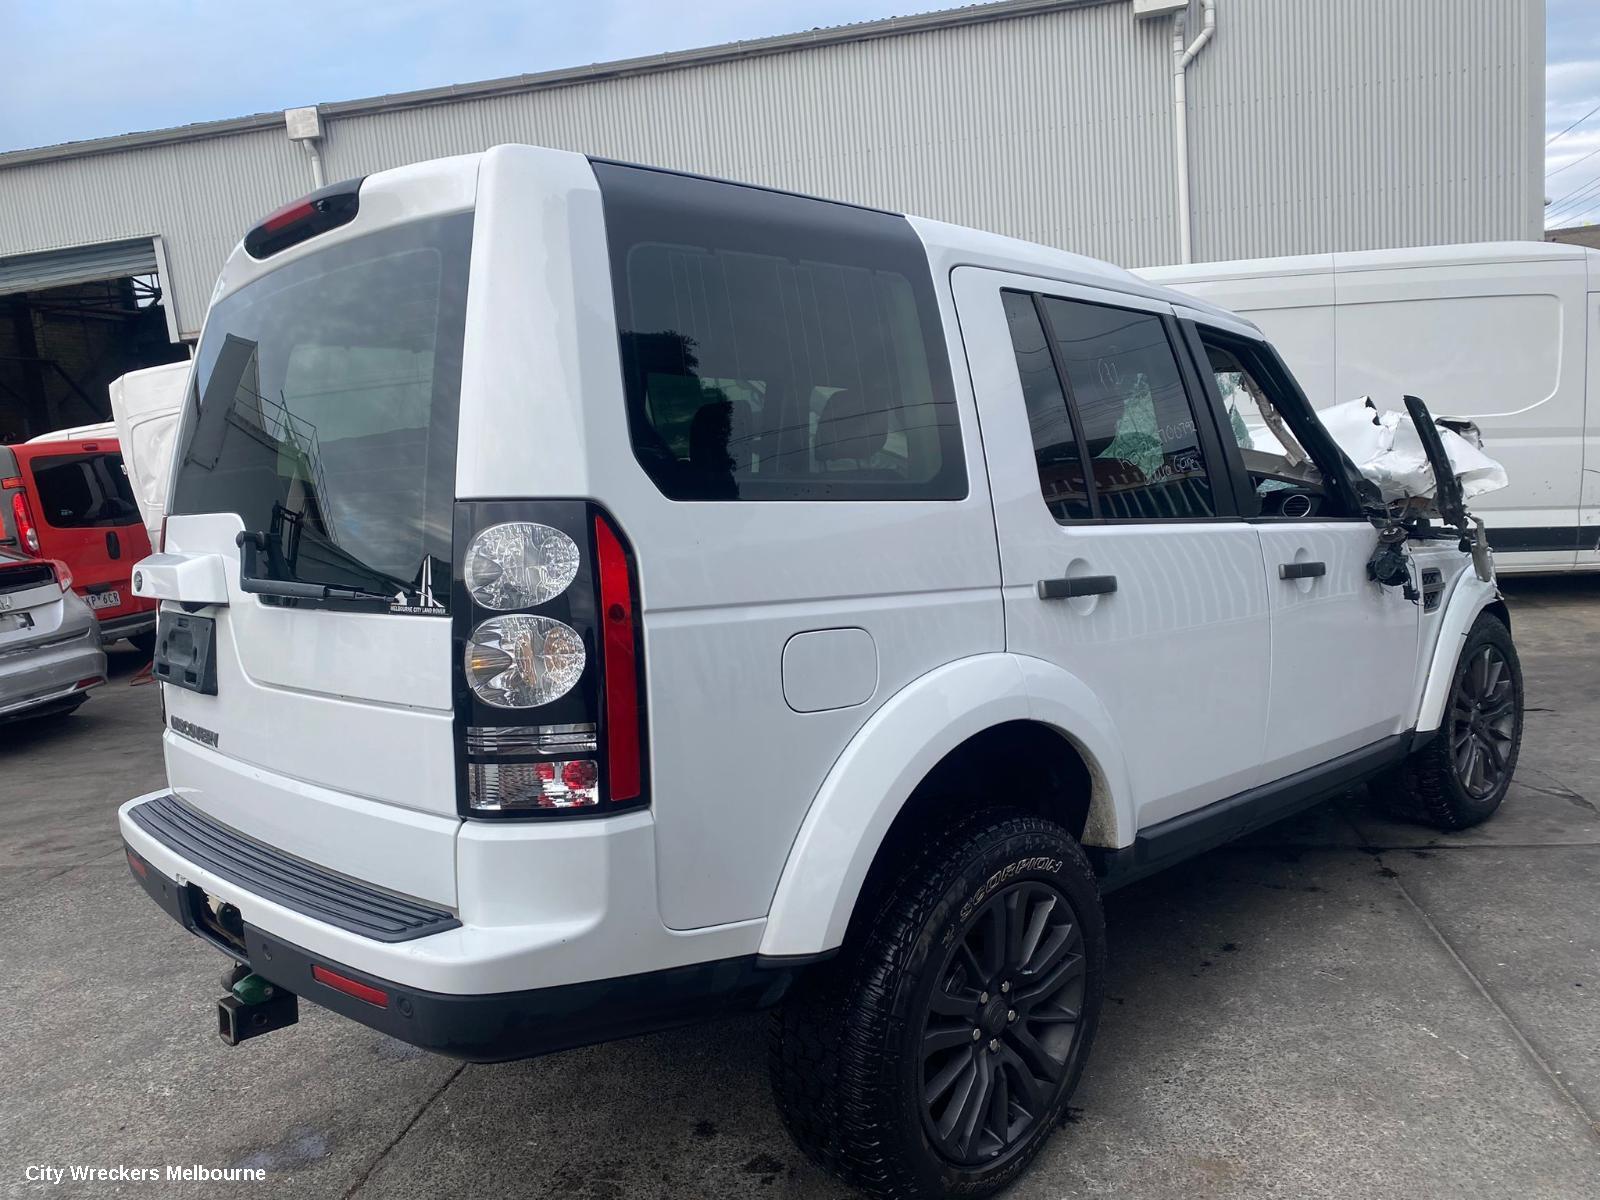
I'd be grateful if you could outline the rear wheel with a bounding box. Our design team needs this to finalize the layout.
[769,811,1105,1199]
[1377,613,1522,830]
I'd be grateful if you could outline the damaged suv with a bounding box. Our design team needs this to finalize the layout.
[120,147,1521,1200]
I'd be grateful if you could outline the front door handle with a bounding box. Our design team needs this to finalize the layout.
[1038,574,1118,600]
[1278,561,1326,580]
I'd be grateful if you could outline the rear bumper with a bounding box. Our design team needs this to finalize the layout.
[119,791,786,1061]
[0,628,106,719]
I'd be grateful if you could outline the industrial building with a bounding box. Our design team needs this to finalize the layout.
[0,0,1545,440]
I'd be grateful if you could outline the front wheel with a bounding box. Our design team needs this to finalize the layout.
[769,811,1105,1199]
[1377,612,1523,830]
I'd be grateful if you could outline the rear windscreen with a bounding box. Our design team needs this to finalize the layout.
[28,452,141,529]
[169,212,471,610]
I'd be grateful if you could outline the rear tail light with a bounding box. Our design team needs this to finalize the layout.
[11,490,38,554]
[48,558,72,592]
[454,502,647,819]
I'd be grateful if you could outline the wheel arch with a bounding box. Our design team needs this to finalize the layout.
[1414,569,1505,734]
[758,653,1132,959]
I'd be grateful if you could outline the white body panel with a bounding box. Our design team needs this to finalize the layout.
[108,360,190,552]
[1140,242,1600,573]
[124,144,1498,1001]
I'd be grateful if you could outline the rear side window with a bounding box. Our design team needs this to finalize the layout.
[594,162,965,501]
[1037,297,1216,520]
[1002,292,1092,521]
[28,452,141,528]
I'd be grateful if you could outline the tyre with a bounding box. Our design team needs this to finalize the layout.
[769,810,1105,1199]
[1376,612,1522,831]
[128,631,158,656]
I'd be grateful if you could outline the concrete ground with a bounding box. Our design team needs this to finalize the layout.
[1,581,1597,1198]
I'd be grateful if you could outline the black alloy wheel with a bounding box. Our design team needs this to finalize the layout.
[919,880,1088,1166]
[1450,642,1517,800]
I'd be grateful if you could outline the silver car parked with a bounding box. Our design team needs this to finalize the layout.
[0,548,107,722]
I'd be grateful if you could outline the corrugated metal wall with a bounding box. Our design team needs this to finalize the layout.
[0,0,1544,339]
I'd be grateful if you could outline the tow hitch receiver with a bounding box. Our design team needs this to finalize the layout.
[217,967,298,1046]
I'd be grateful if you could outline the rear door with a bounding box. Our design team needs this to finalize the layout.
[153,200,474,906]
[13,441,153,620]
[954,268,1273,831]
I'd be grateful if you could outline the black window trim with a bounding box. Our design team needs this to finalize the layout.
[1178,318,1370,523]
[1013,288,1241,527]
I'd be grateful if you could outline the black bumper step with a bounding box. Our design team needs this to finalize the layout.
[127,793,459,943]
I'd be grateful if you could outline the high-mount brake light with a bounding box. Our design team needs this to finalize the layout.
[243,178,364,260]
[455,502,648,820]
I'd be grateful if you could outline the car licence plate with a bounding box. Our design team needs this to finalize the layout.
[85,590,121,611]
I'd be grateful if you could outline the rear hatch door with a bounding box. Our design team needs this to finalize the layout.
[155,194,474,908]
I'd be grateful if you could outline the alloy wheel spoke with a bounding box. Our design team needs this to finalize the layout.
[924,1022,980,1056]
[1016,949,1084,1009]
[1015,892,1055,971]
[1006,1024,1066,1086]
[988,1055,1012,1145]
[925,1047,974,1106]
[928,981,981,1021]
[936,1056,982,1141]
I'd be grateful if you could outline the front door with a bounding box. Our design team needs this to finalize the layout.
[1185,316,1420,778]
[953,268,1272,831]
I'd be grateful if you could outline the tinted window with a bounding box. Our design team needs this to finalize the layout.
[1002,291,1092,521]
[595,162,965,501]
[169,213,471,608]
[1040,297,1214,519]
[29,453,141,528]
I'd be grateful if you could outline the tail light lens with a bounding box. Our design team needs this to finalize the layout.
[48,559,72,592]
[11,490,39,554]
[454,502,647,819]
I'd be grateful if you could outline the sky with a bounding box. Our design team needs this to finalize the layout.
[3,0,1599,229]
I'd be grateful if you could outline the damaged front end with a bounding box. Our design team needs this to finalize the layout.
[1355,395,1498,598]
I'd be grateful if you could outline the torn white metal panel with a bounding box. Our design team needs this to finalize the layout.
[1322,397,1509,506]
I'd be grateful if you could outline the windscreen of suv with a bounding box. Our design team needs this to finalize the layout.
[169,212,471,609]
[28,452,141,528]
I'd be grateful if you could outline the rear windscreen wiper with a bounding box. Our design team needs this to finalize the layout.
[235,531,392,603]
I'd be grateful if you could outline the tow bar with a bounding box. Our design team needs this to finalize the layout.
[216,964,298,1046]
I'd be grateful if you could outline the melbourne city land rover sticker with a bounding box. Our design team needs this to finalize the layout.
[390,557,447,616]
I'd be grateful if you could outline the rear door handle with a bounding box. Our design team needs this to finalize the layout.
[1037,574,1118,600]
[106,530,121,560]
[1278,561,1326,580]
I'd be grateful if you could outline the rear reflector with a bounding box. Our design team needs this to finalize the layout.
[125,849,148,878]
[311,964,389,1008]
[594,515,641,802]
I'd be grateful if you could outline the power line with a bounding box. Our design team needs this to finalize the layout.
[1546,174,1600,222]
[1547,99,1600,147]
[1547,168,1600,212]
[1546,142,1600,180]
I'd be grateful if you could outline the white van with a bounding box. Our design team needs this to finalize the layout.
[1139,242,1600,573]
[119,147,1521,1200]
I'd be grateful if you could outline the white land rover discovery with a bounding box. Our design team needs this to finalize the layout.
[121,146,1522,1199]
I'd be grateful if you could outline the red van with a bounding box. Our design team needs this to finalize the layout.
[0,435,156,652]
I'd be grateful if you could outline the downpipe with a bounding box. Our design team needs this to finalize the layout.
[1172,0,1217,264]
